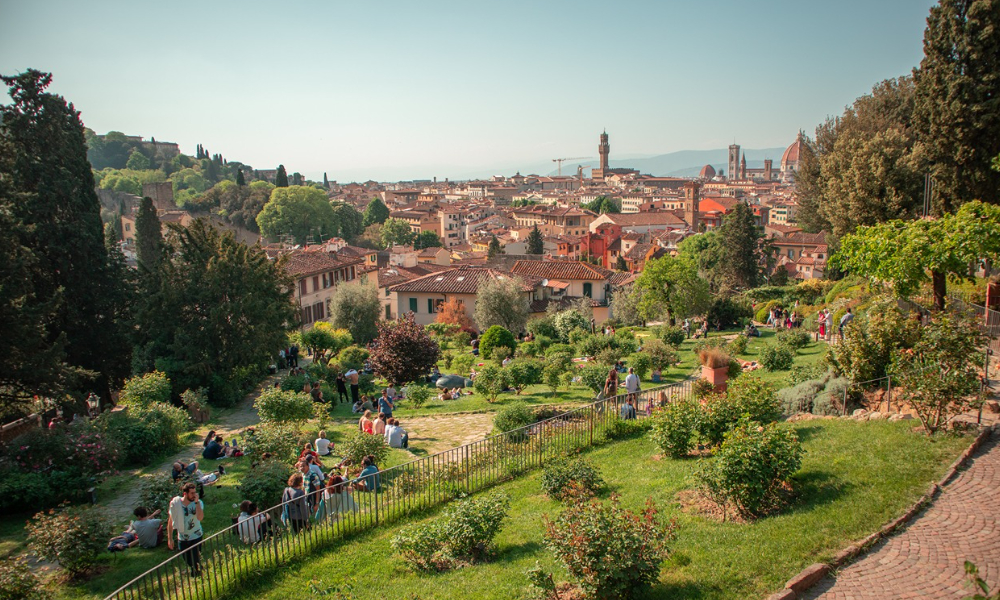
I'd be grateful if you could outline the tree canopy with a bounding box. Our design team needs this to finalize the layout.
[363,197,390,227]
[380,217,416,247]
[474,275,530,334]
[831,200,1000,309]
[368,313,440,386]
[582,196,621,214]
[0,69,133,407]
[913,0,1000,213]
[327,282,382,345]
[414,230,443,250]
[635,255,710,324]
[256,185,338,244]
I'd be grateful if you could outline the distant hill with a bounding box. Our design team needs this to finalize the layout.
[535,147,787,178]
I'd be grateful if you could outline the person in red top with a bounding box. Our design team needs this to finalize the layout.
[299,443,318,462]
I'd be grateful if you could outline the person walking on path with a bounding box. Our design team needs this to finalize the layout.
[167,482,204,576]
[624,367,641,402]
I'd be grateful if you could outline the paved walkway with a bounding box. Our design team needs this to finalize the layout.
[803,434,1000,599]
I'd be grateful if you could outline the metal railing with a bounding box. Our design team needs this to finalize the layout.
[105,380,692,600]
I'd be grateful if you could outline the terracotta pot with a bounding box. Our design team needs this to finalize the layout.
[701,365,728,393]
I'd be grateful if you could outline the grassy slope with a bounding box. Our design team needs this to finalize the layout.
[229,420,968,600]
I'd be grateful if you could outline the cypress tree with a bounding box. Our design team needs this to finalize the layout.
[236,169,246,186]
[135,196,163,273]
[487,235,503,258]
[0,70,132,401]
[913,0,1000,213]
[527,225,544,254]
[717,201,769,291]
[275,164,289,187]
[323,172,329,189]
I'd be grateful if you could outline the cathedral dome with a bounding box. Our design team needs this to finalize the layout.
[699,164,716,179]
[781,133,805,169]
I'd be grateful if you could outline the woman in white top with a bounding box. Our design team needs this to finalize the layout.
[318,475,357,519]
[314,432,332,456]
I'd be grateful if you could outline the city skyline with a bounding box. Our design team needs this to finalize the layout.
[1,0,937,181]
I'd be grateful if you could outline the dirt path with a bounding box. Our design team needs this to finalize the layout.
[398,413,495,458]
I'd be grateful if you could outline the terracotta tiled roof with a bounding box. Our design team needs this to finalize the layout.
[388,266,538,294]
[598,213,686,227]
[782,232,827,246]
[377,263,452,288]
[283,250,362,278]
[609,271,636,287]
[510,260,612,281]
[624,243,654,260]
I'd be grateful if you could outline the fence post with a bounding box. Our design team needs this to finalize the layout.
[886,375,892,413]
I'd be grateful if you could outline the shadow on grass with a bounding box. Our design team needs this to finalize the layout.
[498,540,543,561]
[792,425,823,443]
[642,580,716,600]
[788,470,849,514]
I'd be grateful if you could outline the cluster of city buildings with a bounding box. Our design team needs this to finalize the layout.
[106,131,826,331]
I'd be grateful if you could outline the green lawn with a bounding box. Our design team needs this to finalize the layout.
[223,419,969,600]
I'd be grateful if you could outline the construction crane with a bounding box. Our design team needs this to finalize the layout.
[552,156,588,176]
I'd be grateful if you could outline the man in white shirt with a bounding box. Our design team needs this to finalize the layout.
[624,367,640,398]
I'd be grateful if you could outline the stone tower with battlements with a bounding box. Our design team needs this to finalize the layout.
[599,131,610,171]
[683,181,700,233]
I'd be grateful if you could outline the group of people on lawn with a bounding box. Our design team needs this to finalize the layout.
[119,382,411,576]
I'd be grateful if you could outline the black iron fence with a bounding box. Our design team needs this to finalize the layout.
[105,380,693,600]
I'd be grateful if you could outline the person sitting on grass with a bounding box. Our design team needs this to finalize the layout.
[373,412,387,436]
[305,454,326,483]
[129,507,163,549]
[202,435,226,460]
[319,475,357,518]
[315,431,332,457]
[347,455,381,492]
[359,409,374,435]
[172,460,198,482]
[237,500,270,544]
[299,443,318,462]
[385,419,409,449]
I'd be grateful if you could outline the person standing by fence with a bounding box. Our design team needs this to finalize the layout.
[166,482,204,576]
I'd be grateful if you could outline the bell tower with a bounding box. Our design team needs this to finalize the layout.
[728,143,740,181]
[599,130,610,171]
[683,181,700,233]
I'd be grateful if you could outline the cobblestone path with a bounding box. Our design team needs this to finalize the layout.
[803,435,1000,599]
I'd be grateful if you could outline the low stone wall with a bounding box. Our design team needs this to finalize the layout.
[0,413,42,443]
[765,424,997,600]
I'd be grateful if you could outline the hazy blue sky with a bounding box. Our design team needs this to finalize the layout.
[1,0,935,181]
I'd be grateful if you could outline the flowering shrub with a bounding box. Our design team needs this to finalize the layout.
[180,387,209,412]
[540,458,605,501]
[336,345,370,372]
[392,492,510,571]
[254,387,316,423]
[656,325,686,347]
[697,421,803,520]
[578,364,611,395]
[9,420,118,477]
[758,343,794,371]
[119,371,172,409]
[542,495,675,599]
[727,334,748,356]
[698,375,780,446]
[403,384,432,408]
[139,474,180,514]
[474,364,509,403]
[451,353,476,376]
[649,399,701,458]
[493,401,535,439]
[480,325,516,360]
[239,459,295,509]
[98,402,190,466]
[0,556,48,600]
[504,359,543,394]
[26,503,111,576]
[340,430,389,467]
[776,329,812,351]
[243,423,302,463]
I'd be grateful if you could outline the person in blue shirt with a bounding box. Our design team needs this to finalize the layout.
[202,435,225,460]
[348,456,381,493]
[378,391,395,419]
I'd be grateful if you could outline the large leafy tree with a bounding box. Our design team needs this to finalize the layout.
[134,219,296,405]
[362,197,390,227]
[331,201,364,240]
[0,70,132,403]
[832,200,1000,309]
[380,217,416,247]
[327,282,382,344]
[795,77,922,238]
[582,196,620,214]
[368,313,440,386]
[256,185,338,244]
[474,275,530,334]
[527,225,544,255]
[414,230,443,250]
[635,255,710,325]
[913,0,1000,214]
